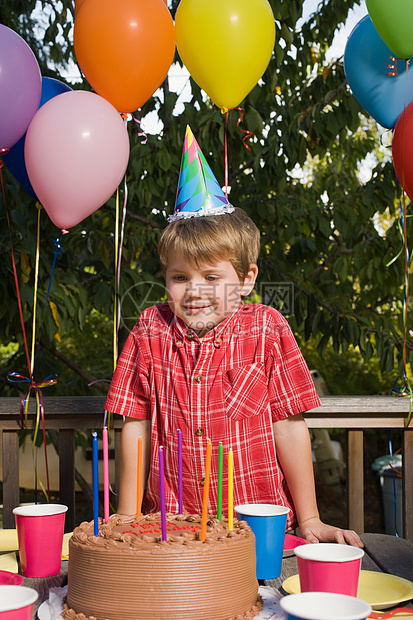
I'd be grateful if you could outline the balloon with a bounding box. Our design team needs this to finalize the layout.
[3,77,72,198]
[0,25,42,149]
[25,91,130,229]
[392,101,413,203]
[366,0,413,59]
[74,0,175,113]
[344,16,413,130]
[74,0,85,16]
[175,0,275,111]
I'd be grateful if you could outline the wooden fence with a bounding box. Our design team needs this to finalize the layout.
[0,395,412,540]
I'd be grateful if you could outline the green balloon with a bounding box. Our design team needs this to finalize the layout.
[366,0,413,59]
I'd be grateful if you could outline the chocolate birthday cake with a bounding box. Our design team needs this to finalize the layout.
[62,512,262,620]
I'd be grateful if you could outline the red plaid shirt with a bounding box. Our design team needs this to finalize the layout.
[105,303,320,530]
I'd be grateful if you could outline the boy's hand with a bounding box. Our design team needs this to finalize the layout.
[297,517,364,548]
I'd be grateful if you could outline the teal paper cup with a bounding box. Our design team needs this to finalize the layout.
[234,503,289,579]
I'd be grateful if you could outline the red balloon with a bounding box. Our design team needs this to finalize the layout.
[392,101,413,202]
[74,0,175,113]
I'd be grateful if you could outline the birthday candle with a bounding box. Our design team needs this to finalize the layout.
[158,446,167,542]
[137,436,142,516]
[200,439,212,542]
[228,449,233,530]
[217,442,223,521]
[103,427,109,522]
[92,432,99,536]
[178,429,183,514]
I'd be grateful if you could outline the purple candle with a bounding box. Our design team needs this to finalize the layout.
[178,429,183,514]
[158,446,167,541]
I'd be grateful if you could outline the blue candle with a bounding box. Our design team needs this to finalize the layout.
[92,432,99,536]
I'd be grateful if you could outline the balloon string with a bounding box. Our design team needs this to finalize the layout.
[234,107,253,151]
[30,203,42,375]
[114,187,120,370]
[224,111,229,199]
[0,150,31,372]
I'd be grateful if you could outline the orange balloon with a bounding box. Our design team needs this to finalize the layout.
[74,0,85,17]
[74,0,175,113]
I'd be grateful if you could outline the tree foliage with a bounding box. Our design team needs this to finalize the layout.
[0,0,411,397]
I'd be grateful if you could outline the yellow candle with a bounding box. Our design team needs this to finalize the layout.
[200,439,212,542]
[228,449,233,530]
[137,436,142,516]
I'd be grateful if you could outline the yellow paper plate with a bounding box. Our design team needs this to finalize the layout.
[283,571,413,611]
[0,529,19,552]
[0,553,18,574]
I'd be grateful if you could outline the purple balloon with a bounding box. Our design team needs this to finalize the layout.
[0,25,42,150]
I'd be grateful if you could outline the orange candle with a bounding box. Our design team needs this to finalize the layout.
[200,439,212,542]
[228,449,233,530]
[137,436,142,516]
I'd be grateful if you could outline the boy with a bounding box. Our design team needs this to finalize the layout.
[105,128,362,547]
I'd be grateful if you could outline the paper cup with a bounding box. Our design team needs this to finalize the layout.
[0,585,38,620]
[13,503,67,578]
[234,503,289,579]
[280,592,372,620]
[294,543,364,596]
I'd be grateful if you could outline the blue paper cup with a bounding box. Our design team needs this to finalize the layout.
[234,503,289,579]
[280,592,372,620]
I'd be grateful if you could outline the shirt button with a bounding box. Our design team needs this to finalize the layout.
[195,428,204,437]
[214,338,222,348]
[186,332,194,340]
[176,339,183,346]
[200,478,205,486]
[194,374,202,383]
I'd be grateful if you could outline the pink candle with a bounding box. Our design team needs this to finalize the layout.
[137,436,142,516]
[103,427,109,522]
[158,446,167,542]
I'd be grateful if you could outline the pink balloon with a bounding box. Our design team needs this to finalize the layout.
[0,25,42,149]
[25,91,130,229]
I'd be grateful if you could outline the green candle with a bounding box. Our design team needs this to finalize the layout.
[217,442,223,521]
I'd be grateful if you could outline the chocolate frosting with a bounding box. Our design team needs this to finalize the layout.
[63,513,262,620]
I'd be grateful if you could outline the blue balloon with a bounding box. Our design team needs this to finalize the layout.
[344,15,413,129]
[3,77,72,198]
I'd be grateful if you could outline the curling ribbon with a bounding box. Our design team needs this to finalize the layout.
[7,372,57,502]
[389,189,413,426]
[1,149,31,372]
[234,107,253,151]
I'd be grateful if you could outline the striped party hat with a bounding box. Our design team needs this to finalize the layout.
[168,126,234,222]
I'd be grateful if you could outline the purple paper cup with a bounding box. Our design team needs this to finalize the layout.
[280,592,371,620]
[13,503,67,578]
[235,503,289,579]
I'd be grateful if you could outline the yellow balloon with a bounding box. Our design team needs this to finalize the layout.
[175,0,275,111]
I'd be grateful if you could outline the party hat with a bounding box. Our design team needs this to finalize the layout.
[168,126,234,222]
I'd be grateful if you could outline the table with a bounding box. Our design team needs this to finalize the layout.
[19,533,413,618]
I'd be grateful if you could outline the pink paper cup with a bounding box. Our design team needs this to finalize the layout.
[294,543,364,596]
[0,585,38,620]
[13,503,68,578]
[280,592,371,620]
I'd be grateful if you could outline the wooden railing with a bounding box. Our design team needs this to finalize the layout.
[0,395,412,540]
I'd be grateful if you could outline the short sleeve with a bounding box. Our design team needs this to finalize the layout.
[265,315,320,421]
[104,326,151,419]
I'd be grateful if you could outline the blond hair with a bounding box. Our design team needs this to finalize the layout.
[158,207,260,281]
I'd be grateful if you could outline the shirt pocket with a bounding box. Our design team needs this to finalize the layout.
[223,363,270,421]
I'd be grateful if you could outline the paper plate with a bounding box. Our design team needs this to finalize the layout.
[0,570,23,586]
[283,534,310,558]
[282,570,413,610]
